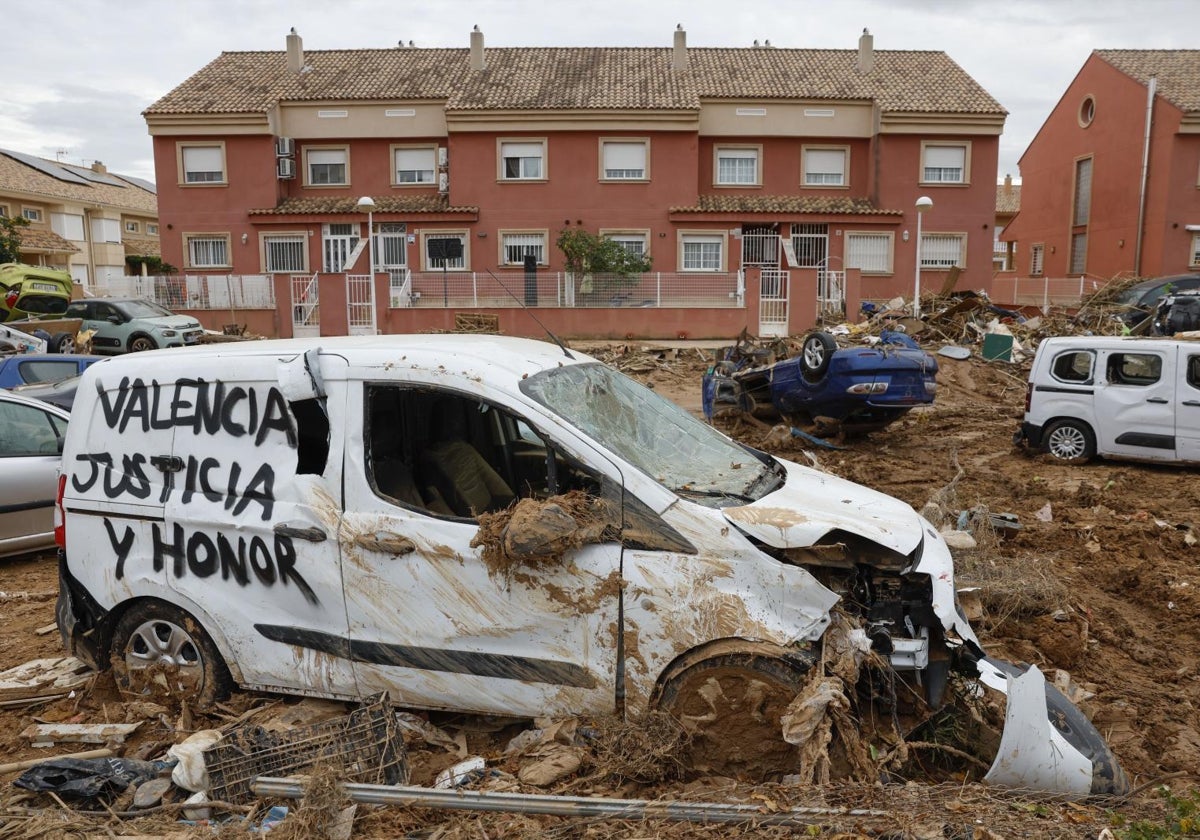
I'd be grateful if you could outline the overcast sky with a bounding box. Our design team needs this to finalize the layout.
[3,0,1197,186]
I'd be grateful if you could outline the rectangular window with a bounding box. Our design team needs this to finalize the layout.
[124,220,139,234]
[394,147,435,184]
[147,223,159,235]
[51,212,84,241]
[186,235,229,268]
[1074,157,1093,226]
[845,232,892,273]
[1191,233,1200,267]
[920,233,966,269]
[264,234,307,273]
[682,235,723,271]
[922,144,966,183]
[1069,232,1088,274]
[500,141,544,180]
[716,147,759,185]
[803,147,847,186]
[181,145,225,184]
[1107,352,1163,387]
[501,232,546,265]
[0,205,8,217]
[601,141,647,180]
[424,233,467,270]
[1030,244,1045,276]
[307,148,348,185]
[22,207,43,222]
[378,223,408,268]
[607,234,647,256]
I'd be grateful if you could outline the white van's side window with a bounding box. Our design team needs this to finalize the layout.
[365,386,602,519]
[1188,355,1200,390]
[1051,350,1094,384]
[1105,352,1162,387]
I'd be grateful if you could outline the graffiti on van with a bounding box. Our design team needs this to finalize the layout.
[79,375,318,605]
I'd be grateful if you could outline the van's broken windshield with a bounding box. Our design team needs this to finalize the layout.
[521,362,777,505]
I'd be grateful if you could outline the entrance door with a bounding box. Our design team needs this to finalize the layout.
[322,224,359,272]
[741,225,780,269]
[290,274,320,337]
[758,269,789,337]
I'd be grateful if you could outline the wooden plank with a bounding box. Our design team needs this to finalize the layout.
[0,657,93,702]
[0,748,114,775]
[21,722,142,747]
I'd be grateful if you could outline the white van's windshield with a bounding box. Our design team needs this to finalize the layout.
[521,362,780,504]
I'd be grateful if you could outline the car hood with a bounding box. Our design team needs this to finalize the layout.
[721,459,922,555]
[137,315,202,330]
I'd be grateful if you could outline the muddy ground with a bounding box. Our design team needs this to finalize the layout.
[1,342,1197,838]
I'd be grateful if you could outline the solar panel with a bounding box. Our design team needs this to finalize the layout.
[0,148,91,185]
[61,163,126,187]
[116,174,157,194]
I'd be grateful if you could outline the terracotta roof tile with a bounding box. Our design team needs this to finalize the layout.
[670,194,902,215]
[17,228,79,253]
[0,150,157,214]
[148,46,1004,115]
[996,182,1021,215]
[249,194,476,216]
[1096,50,1200,113]
[123,237,161,258]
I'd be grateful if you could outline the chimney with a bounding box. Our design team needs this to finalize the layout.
[470,25,485,71]
[673,24,687,72]
[91,161,107,175]
[1003,173,1013,193]
[858,28,874,73]
[287,27,304,73]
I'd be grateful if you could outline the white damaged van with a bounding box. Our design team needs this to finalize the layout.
[55,335,1125,795]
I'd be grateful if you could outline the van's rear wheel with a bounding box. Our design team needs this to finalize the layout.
[1043,419,1095,464]
[111,601,231,705]
[653,645,815,780]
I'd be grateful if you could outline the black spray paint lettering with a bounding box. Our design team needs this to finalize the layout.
[130,521,320,606]
[96,376,296,447]
[71,453,152,499]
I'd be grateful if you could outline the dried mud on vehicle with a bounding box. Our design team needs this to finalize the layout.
[0,342,1198,839]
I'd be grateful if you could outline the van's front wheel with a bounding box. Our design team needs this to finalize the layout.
[1043,419,1095,464]
[111,601,232,705]
[652,644,815,780]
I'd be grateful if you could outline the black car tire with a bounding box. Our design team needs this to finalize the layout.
[111,600,232,706]
[50,332,76,354]
[800,331,837,382]
[128,334,157,353]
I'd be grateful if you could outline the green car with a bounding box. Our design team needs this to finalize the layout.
[0,263,73,322]
[63,298,205,354]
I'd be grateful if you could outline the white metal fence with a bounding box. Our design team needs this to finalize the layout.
[90,275,276,309]
[390,271,745,309]
[990,275,1107,310]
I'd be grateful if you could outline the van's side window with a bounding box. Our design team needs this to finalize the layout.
[1188,355,1200,390]
[365,386,601,520]
[1051,351,1093,384]
[1106,352,1162,387]
[290,398,329,474]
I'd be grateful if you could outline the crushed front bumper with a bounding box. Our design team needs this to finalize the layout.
[977,657,1128,797]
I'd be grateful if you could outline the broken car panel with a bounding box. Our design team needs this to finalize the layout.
[54,335,1125,796]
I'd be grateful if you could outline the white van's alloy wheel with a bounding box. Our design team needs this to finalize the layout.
[111,602,231,704]
[1044,419,1095,463]
[126,618,203,675]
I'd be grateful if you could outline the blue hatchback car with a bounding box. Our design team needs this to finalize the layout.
[703,331,938,434]
[0,353,104,389]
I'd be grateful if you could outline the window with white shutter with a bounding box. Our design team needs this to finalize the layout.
[500,141,545,180]
[307,148,348,185]
[803,148,847,186]
[921,144,966,183]
[181,145,225,184]
[601,141,647,180]
[716,147,759,185]
[845,232,892,273]
[920,233,966,269]
[394,148,435,184]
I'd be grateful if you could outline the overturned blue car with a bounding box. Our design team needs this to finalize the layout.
[703,330,938,434]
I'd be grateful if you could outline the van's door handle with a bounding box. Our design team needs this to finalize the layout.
[150,455,184,473]
[354,533,416,555]
[1183,400,1200,407]
[274,523,327,542]
[1146,397,1169,404]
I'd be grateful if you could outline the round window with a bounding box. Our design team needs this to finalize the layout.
[1079,95,1096,128]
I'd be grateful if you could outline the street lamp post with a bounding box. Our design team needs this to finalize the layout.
[913,196,933,318]
[355,196,376,277]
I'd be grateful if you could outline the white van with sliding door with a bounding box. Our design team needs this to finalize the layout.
[1017,336,1200,464]
[55,335,1125,795]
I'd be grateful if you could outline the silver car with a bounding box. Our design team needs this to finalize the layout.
[0,389,70,558]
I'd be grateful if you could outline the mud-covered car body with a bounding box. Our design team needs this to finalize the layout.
[703,331,938,433]
[0,264,73,322]
[56,335,1122,796]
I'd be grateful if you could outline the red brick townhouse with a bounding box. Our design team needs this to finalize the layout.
[1004,51,1200,283]
[145,27,1005,339]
